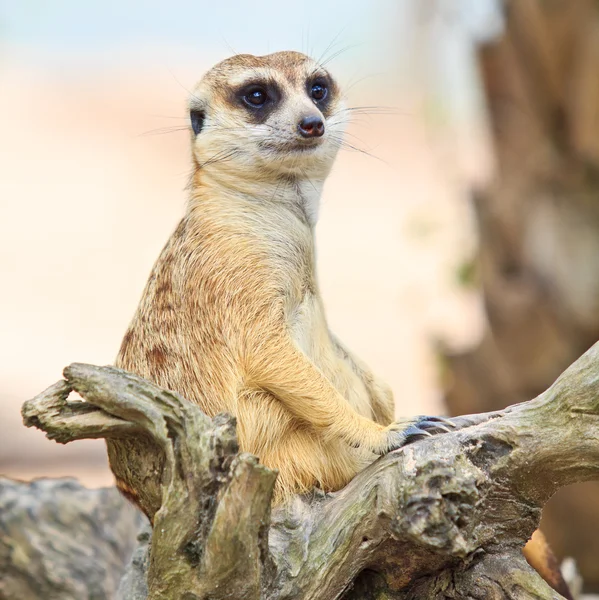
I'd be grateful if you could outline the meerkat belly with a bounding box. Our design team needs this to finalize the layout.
[236,386,363,502]
[288,292,373,420]
[231,290,375,502]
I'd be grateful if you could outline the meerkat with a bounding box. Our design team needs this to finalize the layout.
[115,50,455,506]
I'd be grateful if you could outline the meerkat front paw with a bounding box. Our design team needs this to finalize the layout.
[379,416,456,454]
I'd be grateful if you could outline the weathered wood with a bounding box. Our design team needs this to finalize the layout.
[0,477,143,600]
[22,364,277,600]
[19,340,599,599]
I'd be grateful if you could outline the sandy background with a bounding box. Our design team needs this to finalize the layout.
[0,2,494,487]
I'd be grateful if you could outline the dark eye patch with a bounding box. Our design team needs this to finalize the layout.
[190,110,205,135]
[306,75,334,117]
[233,79,282,124]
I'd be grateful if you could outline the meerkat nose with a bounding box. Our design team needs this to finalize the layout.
[298,115,325,138]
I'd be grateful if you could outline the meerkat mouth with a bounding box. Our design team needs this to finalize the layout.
[289,143,320,153]
[262,140,323,155]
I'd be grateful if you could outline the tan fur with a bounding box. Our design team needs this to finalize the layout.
[116,51,420,504]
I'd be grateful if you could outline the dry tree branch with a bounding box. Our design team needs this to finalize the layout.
[20,341,599,599]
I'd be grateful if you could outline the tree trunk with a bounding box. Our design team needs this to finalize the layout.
[442,0,599,588]
[15,341,599,599]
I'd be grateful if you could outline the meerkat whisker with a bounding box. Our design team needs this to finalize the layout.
[311,27,348,74]
[138,126,190,137]
[318,43,363,71]
[343,72,388,95]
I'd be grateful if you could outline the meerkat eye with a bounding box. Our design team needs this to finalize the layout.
[243,86,269,108]
[310,82,327,102]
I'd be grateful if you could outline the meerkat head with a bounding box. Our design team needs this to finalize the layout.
[188,51,345,184]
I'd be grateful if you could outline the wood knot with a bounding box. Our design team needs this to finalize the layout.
[395,457,484,557]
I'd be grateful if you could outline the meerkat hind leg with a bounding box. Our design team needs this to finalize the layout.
[236,389,362,502]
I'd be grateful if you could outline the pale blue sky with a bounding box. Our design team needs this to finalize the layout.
[0,0,502,80]
[0,1,407,66]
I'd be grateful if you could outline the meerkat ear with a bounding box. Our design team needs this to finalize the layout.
[190,110,205,135]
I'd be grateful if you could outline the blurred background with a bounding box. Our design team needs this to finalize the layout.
[1,0,599,591]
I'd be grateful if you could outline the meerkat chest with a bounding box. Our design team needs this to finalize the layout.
[288,292,373,418]
[287,292,328,358]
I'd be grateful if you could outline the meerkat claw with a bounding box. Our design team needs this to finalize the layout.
[403,425,433,441]
[427,423,453,433]
[383,415,457,452]
[423,415,456,428]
